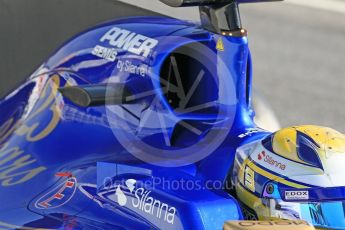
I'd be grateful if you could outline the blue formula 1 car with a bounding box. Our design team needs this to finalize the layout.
[0,0,344,229]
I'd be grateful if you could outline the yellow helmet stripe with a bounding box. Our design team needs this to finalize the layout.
[247,161,309,189]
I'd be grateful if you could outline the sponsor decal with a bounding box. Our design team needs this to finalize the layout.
[238,128,265,138]
[216,38,224,51]
[79,179,177,225]
[0,74,71,186]
[35,177,77,209]
[92,45,117,62]
[132,187,176,224]
[0,143,46,187]
[114,179,176,224]
[224,220,314,229]
[100,27,159,58]
[285,191,309,200]
[116,59,150,77]
[257,151,286,171]
[257,151,266,161]
[244,166,255,192]
[237,220,311,226]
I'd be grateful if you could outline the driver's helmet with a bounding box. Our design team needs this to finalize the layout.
[232,125,345,229]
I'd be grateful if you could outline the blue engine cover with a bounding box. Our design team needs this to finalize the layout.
[0,16,268,229]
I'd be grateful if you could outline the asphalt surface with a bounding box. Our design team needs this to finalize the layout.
[0,0,344,132]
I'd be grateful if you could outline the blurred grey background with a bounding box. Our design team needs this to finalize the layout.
[0,0,344,131]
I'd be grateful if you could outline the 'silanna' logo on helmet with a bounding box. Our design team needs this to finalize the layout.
[257,150,286,171]
[257,151,266,160]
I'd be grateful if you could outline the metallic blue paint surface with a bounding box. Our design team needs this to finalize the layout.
[0,16,268,229]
